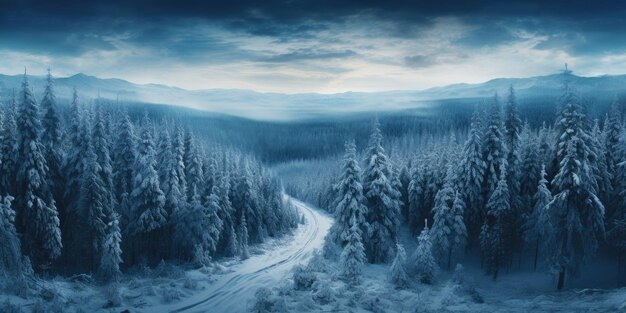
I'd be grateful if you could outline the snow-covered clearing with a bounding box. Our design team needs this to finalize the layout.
[0,197,332,313]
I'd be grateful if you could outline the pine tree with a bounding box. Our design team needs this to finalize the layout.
[414,221,438,284]
[99,212,122,282]
[0,100,18,196]
[172,127,188,201]
[523,166,552,270]
[112,110,136,203]
[432,187,467,270]
[456,110,486,245]
[328,141,368,248]
[482,94,508,203]
[216,173,238,257]
[430,166,455,264]
[129,114,167,263]
[0,195,23,276]
[408,160,427,232]
[503,85,523,212]
[519,123,541,216]
[340,214,366,283]
[204,185,224,256]
[605,100,623,216]
[157,129,184,217]
[40,69,64,205]
[174,186,205,260]
[184,131,204,201]
[390,244,409,288]
[15,73,62,267]
[362,121,400,263]
[79,139,108,271]
[239,214,250,259]
[546,68,605,290]
[92,108,116,220]
[480,169,510,280]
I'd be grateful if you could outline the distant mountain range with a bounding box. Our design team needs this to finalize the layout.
[1,72,625,120]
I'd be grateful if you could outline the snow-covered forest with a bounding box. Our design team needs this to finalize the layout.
[0,71,300,310]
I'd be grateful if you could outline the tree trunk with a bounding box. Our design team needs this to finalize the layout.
[557,268,565,290]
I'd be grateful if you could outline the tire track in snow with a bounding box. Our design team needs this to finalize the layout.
[166,197,331,313]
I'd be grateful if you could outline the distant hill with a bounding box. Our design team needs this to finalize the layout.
[1,72,625,120]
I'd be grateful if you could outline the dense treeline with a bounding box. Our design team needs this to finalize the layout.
[317,69,626,289]
[0,71,298,285]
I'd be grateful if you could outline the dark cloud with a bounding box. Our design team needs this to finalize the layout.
[1,0,625,67]
[259,49,358,63]
[404,55,437,68]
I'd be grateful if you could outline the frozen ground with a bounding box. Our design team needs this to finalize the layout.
[0,197,333,313]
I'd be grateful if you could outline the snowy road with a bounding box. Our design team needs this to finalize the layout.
[157,197,332,313]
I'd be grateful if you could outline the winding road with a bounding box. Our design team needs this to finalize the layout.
[157,197,332,313]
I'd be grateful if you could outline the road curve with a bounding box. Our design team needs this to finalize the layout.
[160,197,332,313]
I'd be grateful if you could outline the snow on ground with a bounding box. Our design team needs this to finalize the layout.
[0,197,333,313]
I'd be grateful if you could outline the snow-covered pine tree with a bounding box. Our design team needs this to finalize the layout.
[174,186,206,261]
[390,244,409,288]
[184,131,204,202]
[408,159,427,232]
[234,159,261,243]
[362,121,400,263]
[327,141,368,249]
[519,123,541,216]
[430,166,455,265]
[590,119,611,207]
[156,129,184,217]
[129,114,167,263]
[92,108,116,221]
[172,127,187,199]
[503,85,523,212]
[482,93,508,204]
[480,167,510,280]
[414,220,438,284]
[239,214,250,259]
[40,68,64,205]
[79,138,108,272]
[537,122,555,178]
[523,166,552,270]
[0,195,23,277]
[0,99,18,196]
[15,73,62,267]
[456,110,486,245]
[604,101,624,221]
[112,110,136,204]
[99,211,122,282]
[216,173,239,257]
[340,214,366,284]
[545,68,605,290]
[204,185,224,256]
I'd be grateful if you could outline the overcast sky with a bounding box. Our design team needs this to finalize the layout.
[1,0,625,93]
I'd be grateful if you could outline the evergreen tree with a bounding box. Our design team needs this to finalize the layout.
[430,166,455,264]
[92,108,116,220]
[456,110,486,245]
[523,166,553,270]
[519,123,541,216]
[390,244,409,288]
[482,93,508,203]
[605,100,623,216]
[414,220,438,284]
[239,214,250,259]
[15,73,62,267]
[328,141,368,248]
[204,185,224,256]
[340,214,366,283]
[184,131,204,201]
[408,160,427,232]
[40,69,64,205]
[362,121,400,263]
[0,100,18,196]
[172,127,188,201]
[216,173,238,257]
[79,139,107,272]
[546,69,605,290]
[157,129,184,217]
[99,211,122,282]
[129,114,167,263]
[112,110,136,203]
[503,85,523,213]
[432,186,467,270]
[0,196,23,276]
[480,169,510,280]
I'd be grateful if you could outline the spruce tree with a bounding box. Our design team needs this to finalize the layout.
[216,173,239,256]
[0,195,23,276]
[456,110,486,245]
[390,244,409,288]
[15,73,62,267]
[524,166,552,270]
[519,123,541,216]
[99,211,122,282]
[546,68,605,290]
[340,214,366,284]
[480,169,509,280]
[414,220,438,284]
[0,100,18,196]
[328,141,368,248]
[605,100,623,216]
[40,69,64,204]
[362,121,400,263]
[482,93,508,203]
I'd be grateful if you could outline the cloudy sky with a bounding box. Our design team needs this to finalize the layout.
[1,0,625,93]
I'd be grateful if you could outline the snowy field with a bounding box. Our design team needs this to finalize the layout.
[0,198,332,313]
